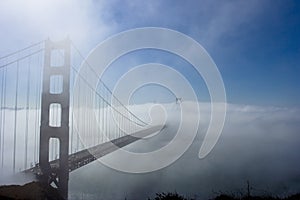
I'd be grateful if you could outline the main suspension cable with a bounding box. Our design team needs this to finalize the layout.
[71,65,146,127]
[71,42,148,126]
[0,40,45,60]
[0,49,44,69]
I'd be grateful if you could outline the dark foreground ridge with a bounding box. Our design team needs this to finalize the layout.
[0,182,63,200]
[0,183,299,200]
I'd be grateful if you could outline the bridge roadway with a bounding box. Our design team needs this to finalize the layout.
[24,125,165,175]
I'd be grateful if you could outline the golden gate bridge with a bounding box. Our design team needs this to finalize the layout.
[0,39,163,199]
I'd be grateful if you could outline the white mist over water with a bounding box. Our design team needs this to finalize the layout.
[69,101,300,200]
[0,102,299,199]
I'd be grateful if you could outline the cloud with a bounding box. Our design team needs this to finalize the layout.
[96,0,270,50]
[0,0,114,54]
[195,0,268,48]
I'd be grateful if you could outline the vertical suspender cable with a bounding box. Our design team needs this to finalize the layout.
[89,90,93,146]
[99,94,101,143]
[76,78,80,151]
[122,114,124,137]
[102,89,106,142]
[24,57,31,169]
[70,67,75,154]
[91,88,93,146]
[107,90,111,140]
[92,91,95,146]
[107,97,110,140]
[89,87,91,146]
[105,90,108,141]
[86,85,89,146]
[115,110,118,139]
[0,69,3,166]
[88,85,91,146]
[121,113,123,137]
[98,94,101,144]
[0,68,4,167]
[70,91,73,153]
[88,83,90,146]
[91,91,93,145]
[70,70,74,154]
[34,51,42,164]
[100,85,103,143]
[81,81,85,147]
[34,64,38,164]
[116,112,119,138]
[128,114,130,134]
[88,87,91,146]
[13,61,20,173]
[100,85,104,143]
[92,90,95,145]
[118,113,120,138]
[86,83,89,146]
[84,82,87,147]
[106,90,109,140]
[37,58,42,163]
[129,115,132,134]
[1,67,6,168]
[37,52,42,163]
[112,97,115,140]
[92,89,95,145]
[34,52,39,164]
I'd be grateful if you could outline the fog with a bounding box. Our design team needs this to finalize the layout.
[68,102,300,199]
[0,102,299,199]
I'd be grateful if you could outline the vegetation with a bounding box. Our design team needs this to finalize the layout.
[1,183,300,200]
[148,192,191,200]
[148,192,300,200]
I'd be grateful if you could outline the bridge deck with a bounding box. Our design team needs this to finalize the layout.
[24,125,164,175]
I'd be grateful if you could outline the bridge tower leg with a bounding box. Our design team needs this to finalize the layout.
[39,39,70,199]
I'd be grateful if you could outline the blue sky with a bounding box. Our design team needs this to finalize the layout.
[1,2,300,198]
[100,0,300,106]
[0,0,299,106]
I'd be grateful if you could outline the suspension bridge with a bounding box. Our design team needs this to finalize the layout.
[0,39,164,199]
